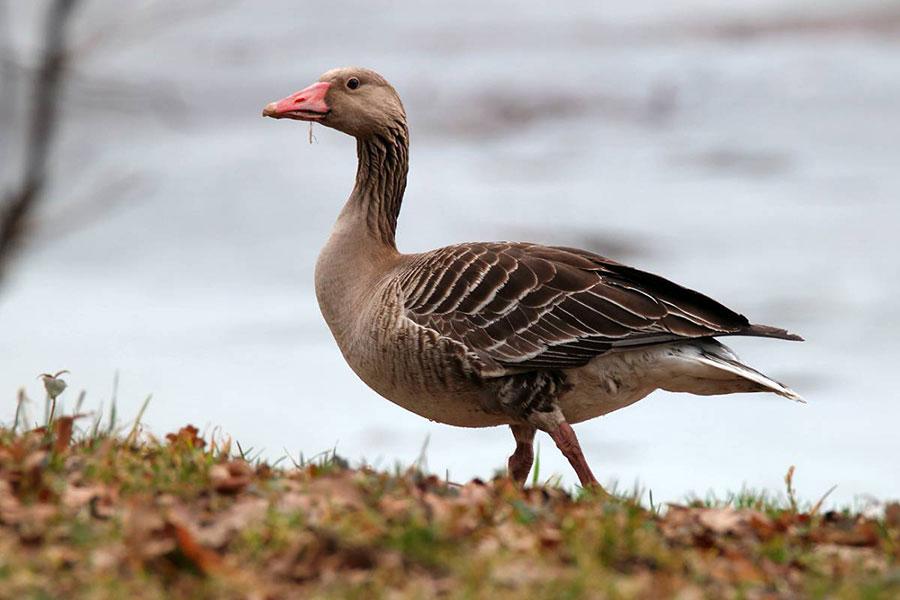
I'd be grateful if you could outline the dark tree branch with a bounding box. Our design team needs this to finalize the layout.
[0,2,16,169]
[0,0,80,283]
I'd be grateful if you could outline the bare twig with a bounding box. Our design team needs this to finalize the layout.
[0,2,16,166]
[0,0,81,283]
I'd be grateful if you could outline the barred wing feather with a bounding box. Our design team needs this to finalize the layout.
[398,242,799,374]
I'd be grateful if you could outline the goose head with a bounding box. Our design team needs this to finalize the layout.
[263,67,405,138]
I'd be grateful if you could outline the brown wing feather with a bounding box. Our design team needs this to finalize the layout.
[399,242,800,374]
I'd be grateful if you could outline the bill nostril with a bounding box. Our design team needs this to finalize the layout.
[294,97,307,104]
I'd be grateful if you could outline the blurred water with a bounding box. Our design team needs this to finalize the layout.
[1,0,898,505]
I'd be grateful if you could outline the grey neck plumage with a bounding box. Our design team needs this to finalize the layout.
[349,120,409,249]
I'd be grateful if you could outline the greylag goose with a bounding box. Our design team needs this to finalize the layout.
[263,67,802,490]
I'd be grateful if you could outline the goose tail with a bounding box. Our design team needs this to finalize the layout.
[659,339,804,403]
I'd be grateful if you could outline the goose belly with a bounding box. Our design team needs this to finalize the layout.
[341,344,509,428]
[358,370,509,428]
[341,334,662,428]
[558,349,662,424]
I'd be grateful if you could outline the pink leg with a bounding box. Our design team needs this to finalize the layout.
[507,424,536,486]
[548,422,604,491]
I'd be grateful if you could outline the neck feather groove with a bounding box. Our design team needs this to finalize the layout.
[352,120,409,248]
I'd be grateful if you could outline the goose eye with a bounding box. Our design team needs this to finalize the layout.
[347,77,360,90]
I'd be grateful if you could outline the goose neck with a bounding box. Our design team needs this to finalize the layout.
[349,122,409,249]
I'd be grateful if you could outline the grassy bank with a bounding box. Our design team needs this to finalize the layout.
[1,405,898,599]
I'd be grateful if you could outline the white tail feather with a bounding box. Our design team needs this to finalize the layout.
[693,346,804,402]
[659,340,804,403]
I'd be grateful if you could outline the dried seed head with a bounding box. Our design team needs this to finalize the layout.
[39,371,69,400]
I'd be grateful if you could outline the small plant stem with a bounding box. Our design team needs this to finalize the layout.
[47,395,57,426]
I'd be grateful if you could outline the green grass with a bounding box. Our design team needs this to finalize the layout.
[0,388,898,599]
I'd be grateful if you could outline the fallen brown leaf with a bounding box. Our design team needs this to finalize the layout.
[196,497,268,548]
[885,502,900,529]
[812,518,880,547]
[696,508,746,535]
[125,503,173,561]
[210,460,254,494]
[166,425,205,449]
[52,416,75,454]
[166,520,222,575]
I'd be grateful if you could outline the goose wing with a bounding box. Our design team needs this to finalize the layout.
[398,242,799,374]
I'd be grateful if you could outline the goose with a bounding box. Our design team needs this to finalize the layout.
[262,67,802,491]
